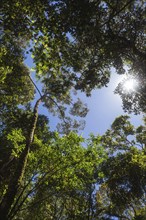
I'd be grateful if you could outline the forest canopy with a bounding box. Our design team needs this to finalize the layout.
[0,0,146,219]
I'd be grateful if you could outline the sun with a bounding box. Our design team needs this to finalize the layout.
[123,78,137,92]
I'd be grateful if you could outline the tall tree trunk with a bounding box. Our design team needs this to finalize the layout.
[0,98,42,220]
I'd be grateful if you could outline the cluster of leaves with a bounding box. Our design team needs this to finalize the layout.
[115,74,146,114]
[96,115,146,219]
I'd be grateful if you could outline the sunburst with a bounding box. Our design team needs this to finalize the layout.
[123,78,137,92]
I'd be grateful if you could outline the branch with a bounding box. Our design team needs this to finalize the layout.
[45,95,67,124]
[108,213,131,220]
[9,157,65,218]
[10,151,90,216]
[28,75,42,98]
[18,191,62,213]
[101,0,135,28]
[9,172,38,219]
[0,97,42,219]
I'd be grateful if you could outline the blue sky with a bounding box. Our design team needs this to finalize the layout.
[25,56,143,138]
[78,72,143,137]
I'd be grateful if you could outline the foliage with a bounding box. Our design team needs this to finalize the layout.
[1,112,145,219]
[17,132,105,220]
[96,116,146,220]
[115,75,146,114]
[62,0,146,112]
[0,1,146,219]
[1,0,146,113]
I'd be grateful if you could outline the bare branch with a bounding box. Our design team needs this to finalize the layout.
[45,95,67,124]
[28,75,42,98]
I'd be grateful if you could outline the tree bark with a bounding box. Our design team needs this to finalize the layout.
[0,98,42,220]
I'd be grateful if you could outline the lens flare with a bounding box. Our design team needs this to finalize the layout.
[123,78,137,92]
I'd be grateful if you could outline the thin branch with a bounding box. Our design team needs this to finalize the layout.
[71,0,135,45]
[9,172,38,219]
[130,204,137,217]
[101,0,135,28]
[108,212,131,220]
[10,151,90,217]
[28,75,42,98]
[9,158,65,219]
[46,95,66,124]
[18,191,63,213]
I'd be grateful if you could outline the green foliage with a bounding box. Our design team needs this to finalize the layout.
[95,116,146,220]
[115,75,146,114]
[0,103,145,220]
[7,129,25,158]
[1,0,145,113]
[65,0,146,112]
[1,1,146,219]
[9,132,106,219]
[0,64,34,108]
[63,0,146,111]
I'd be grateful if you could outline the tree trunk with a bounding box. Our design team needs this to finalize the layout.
[0,98,42,220]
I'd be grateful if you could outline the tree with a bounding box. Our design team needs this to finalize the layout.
[115,75,146,114]
[0,128,106,220]
[1,113,145,220]
[95,116,146,219]
[1,1,146,113]
[18,132,104,220]
[0,1,89,218]
[62,0,146,113]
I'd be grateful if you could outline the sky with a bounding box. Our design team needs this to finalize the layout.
[79,72,143,137]
[25,56,143,138]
